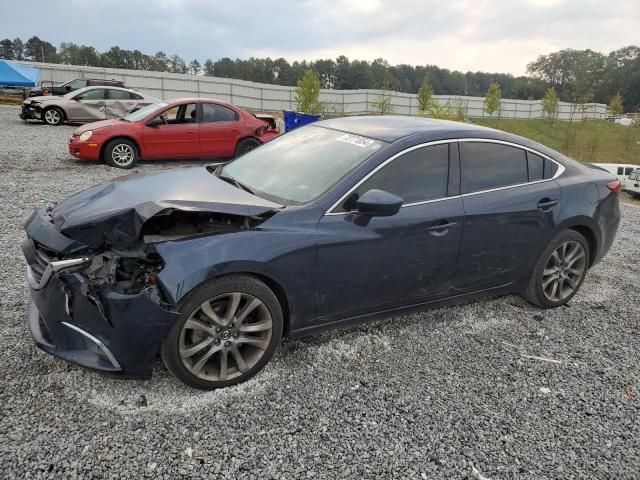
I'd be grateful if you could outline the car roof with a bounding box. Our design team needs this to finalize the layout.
[73,85,145,95]
[315,115,499,143]
[165,97,239,109]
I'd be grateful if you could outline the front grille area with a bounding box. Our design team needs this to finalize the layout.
[28,244,56,284]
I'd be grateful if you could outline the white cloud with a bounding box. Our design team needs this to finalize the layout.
[0,0,638,74]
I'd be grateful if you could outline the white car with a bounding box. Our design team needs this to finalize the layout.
[626,169,640,196]
[592,163,640,186]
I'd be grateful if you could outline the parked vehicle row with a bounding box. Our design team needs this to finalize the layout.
[22,116,621,389]
[592,162,640,186]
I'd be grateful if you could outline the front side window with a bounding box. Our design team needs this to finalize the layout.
[618,167,624,175]
[160,103,197,124]
[221,126,385,205]
[74,89,106,100]
[340,144,450,210]
[201,103,238,122]
[461,142,528,194]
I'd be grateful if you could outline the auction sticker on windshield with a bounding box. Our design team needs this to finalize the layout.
[336,133,377,148]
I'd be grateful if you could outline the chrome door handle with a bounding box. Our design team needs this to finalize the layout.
[428,221,459,236]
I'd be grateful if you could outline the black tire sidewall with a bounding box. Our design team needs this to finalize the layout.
[235,138,260,157]
[42,107,63,126]
[162,275,283,390]
[105,138,138,169]
[529,230,590,308]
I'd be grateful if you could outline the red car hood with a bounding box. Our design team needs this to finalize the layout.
[73,119,123,135]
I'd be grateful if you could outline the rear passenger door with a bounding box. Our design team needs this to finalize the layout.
[199,103,242,158]
[104,89,140,118]
[454,140,562,292]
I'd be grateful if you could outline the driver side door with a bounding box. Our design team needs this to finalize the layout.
[142,103,200,158]
[315,142,464,322]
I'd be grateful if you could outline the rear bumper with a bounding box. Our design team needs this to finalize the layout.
[68,137,102,161]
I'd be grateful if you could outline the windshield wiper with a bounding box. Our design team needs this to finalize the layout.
[215,168,254,195]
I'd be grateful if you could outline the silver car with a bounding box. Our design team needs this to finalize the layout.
[19,86,158,126]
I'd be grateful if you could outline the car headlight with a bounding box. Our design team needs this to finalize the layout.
[79,131,93,142]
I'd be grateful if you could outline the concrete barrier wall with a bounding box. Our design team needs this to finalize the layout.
[20,61,608,120]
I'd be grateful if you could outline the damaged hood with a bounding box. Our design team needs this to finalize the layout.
[50,167,282,248]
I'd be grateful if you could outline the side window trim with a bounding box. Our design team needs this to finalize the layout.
[325,138,565,215]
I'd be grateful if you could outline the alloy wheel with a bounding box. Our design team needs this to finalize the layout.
[178,292,273,381]
[111,144,134,166]
[44,109,61,125]
[542,240,586,302]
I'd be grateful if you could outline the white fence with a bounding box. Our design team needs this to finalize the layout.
[19,61,608,120]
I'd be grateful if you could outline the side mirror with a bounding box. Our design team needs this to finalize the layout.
[146,117,164,127]
[355,189,403,217]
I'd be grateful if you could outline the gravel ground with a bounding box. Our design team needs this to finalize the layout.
[0,105,638,479]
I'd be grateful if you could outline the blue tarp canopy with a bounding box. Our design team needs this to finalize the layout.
[0,60,40,87]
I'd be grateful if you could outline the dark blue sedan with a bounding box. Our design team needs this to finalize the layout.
[23,116,621,389]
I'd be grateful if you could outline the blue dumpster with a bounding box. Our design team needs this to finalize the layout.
[283,111,321,132]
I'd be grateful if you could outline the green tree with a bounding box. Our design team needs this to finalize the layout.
[417,78,434,115]
[370,89,393,115]
[294,70,323,114]
[189,59,201,75]
[0,39,15,59]
[24,36,57,62]
[12,38,24,60]
[542,87,560,122]
[484,82,502,125]
[203,59,215,76]
[609,94,624,118]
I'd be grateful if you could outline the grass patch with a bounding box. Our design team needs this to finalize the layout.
[473,118,640,164]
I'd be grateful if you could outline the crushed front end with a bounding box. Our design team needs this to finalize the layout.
[23,208,180,378]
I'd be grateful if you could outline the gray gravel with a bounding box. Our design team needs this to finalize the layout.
[0,105,639,479]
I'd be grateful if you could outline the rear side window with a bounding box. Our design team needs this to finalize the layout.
[618,167,624,175]
[107,89,131,100]
[460,142,528,194]
[341,144,450,210]
[527,151,558,180]
[201,103,238,122]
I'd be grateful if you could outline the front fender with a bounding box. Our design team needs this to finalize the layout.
[154,226,318,331]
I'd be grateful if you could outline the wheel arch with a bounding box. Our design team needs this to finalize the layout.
[567,224,597,268]
[100,135,142,161]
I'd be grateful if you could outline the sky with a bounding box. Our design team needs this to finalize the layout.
[1,0,638,75]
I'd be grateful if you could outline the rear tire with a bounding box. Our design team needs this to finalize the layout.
[104,138,138,169]
[234,138,261,157]
[42,107,64,126]
[522,230,590,308]
[161,275,283,390]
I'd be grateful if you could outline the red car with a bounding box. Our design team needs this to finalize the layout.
[68,98,280,168]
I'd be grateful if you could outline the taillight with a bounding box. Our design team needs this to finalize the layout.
[606,180,622,194]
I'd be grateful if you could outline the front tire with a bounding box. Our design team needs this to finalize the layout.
[42,107,64,126]
[161,275,283,390]
[234,138,261,157]
[104,138,138,169]
[523,230,590,308]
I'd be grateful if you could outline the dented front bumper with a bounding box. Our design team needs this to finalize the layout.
[26,267,180,378]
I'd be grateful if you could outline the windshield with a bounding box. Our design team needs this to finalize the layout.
[123,102,169,122]
[221,125,386,205]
